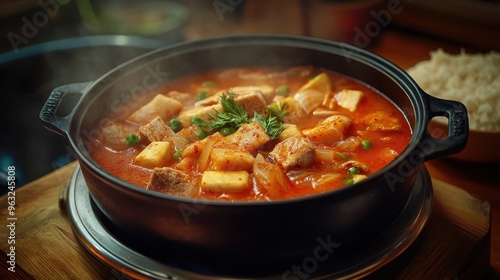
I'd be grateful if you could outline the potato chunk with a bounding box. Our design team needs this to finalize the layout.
[127,94,183,125]
[278,124,303,141]
[201,171,250,192]
[208,148,255,171]
[133,141,172,168]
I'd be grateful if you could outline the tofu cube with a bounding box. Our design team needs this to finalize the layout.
[133,141,172,169]
[201,171,250,192]
[208,148,255,171]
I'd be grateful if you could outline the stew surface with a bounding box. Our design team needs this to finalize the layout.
[91,66,411,201]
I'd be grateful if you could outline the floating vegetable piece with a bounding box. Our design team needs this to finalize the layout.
[335,89,364,112]
[125,133,140,146]
[361,139,372,150]
[168,119,183,133]
[202,80,217,87]
[294,90,325,115]
[196,91,210,101]
[298,73,331,93]
[294,73,332,115]
[276,85,290,96]
[127,94,182,125]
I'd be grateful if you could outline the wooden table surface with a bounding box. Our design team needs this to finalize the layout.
[1,25,499,279]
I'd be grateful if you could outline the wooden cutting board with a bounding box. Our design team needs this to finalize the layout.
[0,162,491,279]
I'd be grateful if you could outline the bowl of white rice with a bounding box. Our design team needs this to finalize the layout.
[407,49,500,162]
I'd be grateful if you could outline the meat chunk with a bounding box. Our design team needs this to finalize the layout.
[270,136,316,171]
[214,123,270,153]
[341,160,369,173]
[147,167,196,196]
[101,121,128,149]
[127,94,183,125]
[361,111,402,131]
[138,116,175,143]
[303,115,351,145]
[165,90,191,103]
[177,104,223,127]
[195,86,274,117]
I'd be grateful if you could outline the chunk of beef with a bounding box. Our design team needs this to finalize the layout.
[138,116,175,143]
[214,123,270,153]
[270,136,316,171]
[127,94,183,125]
[147,167,196,197]
[361,111,402,131]
[196,87,270,116]
[303,115,351,145]
[177,104,223,127]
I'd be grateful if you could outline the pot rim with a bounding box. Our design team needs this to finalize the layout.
[54,34,456,206]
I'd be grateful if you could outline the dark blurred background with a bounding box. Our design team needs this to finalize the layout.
[1,0,499,193]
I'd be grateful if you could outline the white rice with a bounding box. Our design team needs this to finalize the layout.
[407,49,500,131]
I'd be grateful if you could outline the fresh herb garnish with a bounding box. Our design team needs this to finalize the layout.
[201,92,287,139]
[206,93,249,132]
[253,112,284,140]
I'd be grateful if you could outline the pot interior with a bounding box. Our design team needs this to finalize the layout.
[71,36,422,195]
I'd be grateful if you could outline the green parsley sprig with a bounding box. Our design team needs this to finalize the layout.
[206,93,249,132]
[199,92,287,139]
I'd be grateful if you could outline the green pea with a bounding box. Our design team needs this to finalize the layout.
[202,80,216,88]
[173,150,182,159]
[276,85,290,96]
[196,91,209,101]
[125,133,140,146]
[343,178,354,185]
[220,127,236,136]
[348,167,359,175]
[195,129,209,140]
[168,119,183,133]
[191,116,207,127]
[361,139,372,150]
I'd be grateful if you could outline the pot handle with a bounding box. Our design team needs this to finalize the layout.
[421,94,468,161]
[39,82,91,137]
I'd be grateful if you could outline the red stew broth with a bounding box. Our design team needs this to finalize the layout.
[90,67,411,201]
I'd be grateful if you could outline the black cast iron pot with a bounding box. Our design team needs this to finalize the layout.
[40,35,468,273]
